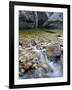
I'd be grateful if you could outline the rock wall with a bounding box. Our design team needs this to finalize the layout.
[19,11,63,29]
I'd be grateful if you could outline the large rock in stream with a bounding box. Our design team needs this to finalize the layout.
[46,43,61,57]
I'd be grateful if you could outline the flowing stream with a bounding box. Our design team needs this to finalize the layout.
[20,45,63,79]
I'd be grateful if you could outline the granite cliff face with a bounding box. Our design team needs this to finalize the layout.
[19,11,35,29]
[19,11,63,29]
[47,12,63,21]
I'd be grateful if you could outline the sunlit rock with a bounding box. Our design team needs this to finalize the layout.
[46,43,61,57]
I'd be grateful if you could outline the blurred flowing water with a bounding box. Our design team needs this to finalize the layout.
[20,46,63,79]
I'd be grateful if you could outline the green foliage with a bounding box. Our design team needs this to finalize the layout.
[48,20,63,24]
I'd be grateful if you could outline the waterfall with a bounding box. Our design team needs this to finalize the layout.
[33,46,62,77]
[20,45,63,79]
[46,57,63,77]
[33,46,46,63]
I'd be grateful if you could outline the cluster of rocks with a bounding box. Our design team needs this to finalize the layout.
[19,36,63,78]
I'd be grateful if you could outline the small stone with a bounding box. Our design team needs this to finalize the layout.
[32,64,38,69]
[21,68,25,73]
[24,62,32,70]
[41,64,48,69]
[31,40,37,46]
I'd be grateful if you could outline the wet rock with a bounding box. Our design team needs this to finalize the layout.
[19,68,25,76]
[36,44,42,50]
[25,50,37,61]
[46,43,61,57]
[39,63,49,72]
[31,40,37,46]
[19,41,23,47]
[19,55,33,74]
[20,39,31,48]
[31,58,39,64]
[32,63,38,69]
[24,62,32,70]
[19,45,23,52]
[48,56,60,63]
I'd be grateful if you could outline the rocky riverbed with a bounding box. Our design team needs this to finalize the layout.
[19,31,63,79]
